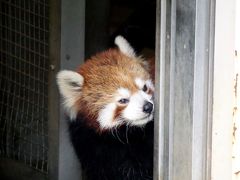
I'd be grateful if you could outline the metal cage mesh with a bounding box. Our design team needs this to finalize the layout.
[0,0,49,173]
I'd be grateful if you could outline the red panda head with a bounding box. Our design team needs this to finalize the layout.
[57,36,154,131]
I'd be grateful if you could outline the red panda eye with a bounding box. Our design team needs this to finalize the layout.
[118,98,129,104]
[142,84,148,92]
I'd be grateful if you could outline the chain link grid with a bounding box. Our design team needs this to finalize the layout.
[0,0,49,174]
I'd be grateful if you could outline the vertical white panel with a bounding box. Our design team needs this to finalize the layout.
[192,0,215,180]
[211,0,236,179]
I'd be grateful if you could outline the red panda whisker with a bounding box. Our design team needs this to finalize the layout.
[114,127,125,144]
[125,124,129,144]
[110,128,117,140]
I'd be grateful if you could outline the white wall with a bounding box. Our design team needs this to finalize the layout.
[232,0,240,179]
[211,0,236,179]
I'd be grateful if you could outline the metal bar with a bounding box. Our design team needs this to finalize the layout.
[48,0,61,179]
[192,0,215,179]
[154,0,172,179]
[205,1,216,179]
[154,0,216,179]
[58,0,86,179]
[48,0,85,179]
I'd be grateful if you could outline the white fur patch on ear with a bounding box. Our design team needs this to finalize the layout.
[56,70,84,120]
[114,35,136,58]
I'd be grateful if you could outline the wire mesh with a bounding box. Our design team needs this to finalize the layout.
[0,0,49,174]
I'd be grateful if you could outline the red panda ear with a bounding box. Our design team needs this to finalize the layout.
[56,70,84,119]
[114,35,136,58]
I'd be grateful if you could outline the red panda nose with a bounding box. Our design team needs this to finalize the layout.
[143,101,153,114]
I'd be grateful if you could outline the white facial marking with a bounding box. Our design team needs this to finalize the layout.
[146,79,155,91]
[135,78,155,93]
[135,78,145,89]
[56,70,84,120]
[97,103,121,129]
[122,90,154,126]
[129,114,153,126]
[114,36,136,58]
[116,88,130,101]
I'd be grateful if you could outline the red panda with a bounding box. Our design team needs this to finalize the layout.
[57,36,154,180]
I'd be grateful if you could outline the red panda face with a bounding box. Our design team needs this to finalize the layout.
[57,36,154,131]
[112,79,154,127]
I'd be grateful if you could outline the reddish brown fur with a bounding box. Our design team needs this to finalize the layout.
[74,49,152,130]
[114,106,126,120]
[146,57,155,82]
